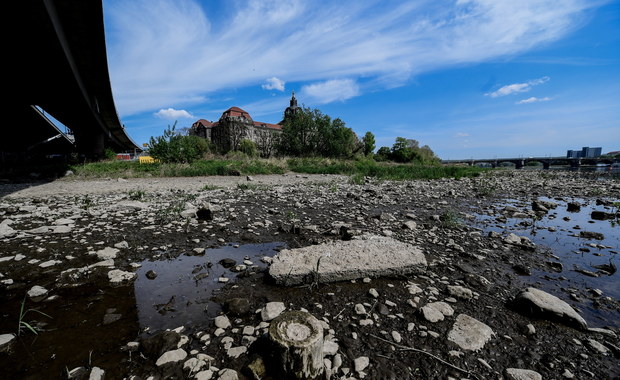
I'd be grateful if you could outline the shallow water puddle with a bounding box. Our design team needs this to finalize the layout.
[134,242,284,332]
[473,197,619,327]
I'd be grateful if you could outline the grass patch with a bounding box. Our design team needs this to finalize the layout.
[69,157,485,181]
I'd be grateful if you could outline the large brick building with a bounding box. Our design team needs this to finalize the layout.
[190,92,299,156]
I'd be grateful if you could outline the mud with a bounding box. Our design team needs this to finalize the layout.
[0,171,619,379]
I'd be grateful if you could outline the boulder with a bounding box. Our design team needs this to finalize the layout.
[225,298,251,316]
[269,235,426,286]
[156,348,187,366]
[108,269,137,284]
[261,302,286,321]
[505,368,542,380]
[141,331,181,359]
[447,314,494,351]
[511,287,587,330]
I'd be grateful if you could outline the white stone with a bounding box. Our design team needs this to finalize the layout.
[183,357,206,373]
[586,339,609,354]
[420,305,444,323]
[354,356,369,372]
[242,326,255,336]
[391,331,402,343]
[0,223,16,238]
[155,348,187,366]
[195,369,214,380]
[88,367,105,380]
[114,241,129,249]
[354,304,367,315]
[214,315,231,329]
[108,269,137,284]
[27,285,48,300]
[447,314,494,351]
[505,368,543,380]
[448,285,473,300]
[261,302,286,321]
[226,346,247,358]
[323,340,339,355]
[96,247,120,260]
[269,236,426,285]
[513,287,587,330]
[368,288,379,298]
[218,368,239,380]
[39,260,62,268]
[0,334,15,353]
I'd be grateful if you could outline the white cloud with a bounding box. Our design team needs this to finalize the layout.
[262,77,285,91]
[154,108,194,120]
[105,0,600,115]
[301,79,360,104]
[454,132,470,138]
[487,76,550,97]
[516,96,551,104]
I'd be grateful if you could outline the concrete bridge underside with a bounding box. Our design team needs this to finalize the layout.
[5,0,139,160]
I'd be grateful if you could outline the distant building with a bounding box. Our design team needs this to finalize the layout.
[190,92,300,156]
[566,146,602,158]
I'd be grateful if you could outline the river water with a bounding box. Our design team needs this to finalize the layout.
[472,195,619,328]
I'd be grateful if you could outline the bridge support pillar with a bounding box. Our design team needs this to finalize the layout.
[515,160,525,169]
[75,130,105,160]
[542,162,550,170]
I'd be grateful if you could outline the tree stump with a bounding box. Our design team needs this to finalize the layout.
[268,311,324,380]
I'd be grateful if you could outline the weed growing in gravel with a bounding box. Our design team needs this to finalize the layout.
[17,296,52,336]
[474,178,496,197]
[202,184,220,191]
[128,189,146,200]
[440,209,462,229]
[236,183,265,191]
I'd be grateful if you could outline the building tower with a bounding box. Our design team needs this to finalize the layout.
[283,91,299,121]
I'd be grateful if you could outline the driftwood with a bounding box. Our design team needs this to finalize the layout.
[269,311,324,380]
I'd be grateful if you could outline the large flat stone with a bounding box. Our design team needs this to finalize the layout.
[512,287,587,330]
[269,235,426,286]
[447,314,494,351]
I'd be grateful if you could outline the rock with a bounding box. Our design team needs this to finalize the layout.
[512,287,587,330]
[145,270,157,279]
[447,285,473,300]
[225,298,251,316]
[447,314,494,351]
[512,264,531,276]
[586,338,609,354]
[354,304,367,315]
[96,247,120,260]
[261,302,286,321]
[391,331,402,343]
[195,369,214,380]
[269,235,427,286]
[562,369,575,378]
[114,240,129,249]
[184,357,207,374]
[591,210,615,220]
[218,368,239,380]
[0,222,17,239]
[420,305,445,323]
[27,285,49,301]
[215,315,231,329]
[39,259,62,268]
[219,258,237,268]
[67,367,87,379]
[0,334,15,353]
[108,269,137,284]
[402,221,417,230]
[505,368,542,380]
[368,288,380,298]
[103,313,122,325]
[156,348,187,366]
[323,340,339,355]
[579,231,604,240]
[245,356,266,380]
[227,346,247,358]
[88,366,105,380]
[141,331,181,359]
[196,203,221,221]
[354,356,369,372]
[567,202,581,212]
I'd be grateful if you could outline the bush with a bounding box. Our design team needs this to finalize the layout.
[238,139,258,157]
[149,123,209,163]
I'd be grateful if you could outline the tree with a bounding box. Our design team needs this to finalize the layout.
[149,122,209,163]
[238,139,258,157]
[374,146,391,161]
[389,137,440,164]
[362,132,376,156]
[279,106,359,158]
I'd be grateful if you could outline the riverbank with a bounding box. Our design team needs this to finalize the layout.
[0,170,618,379]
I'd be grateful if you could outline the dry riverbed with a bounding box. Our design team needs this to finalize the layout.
[0,171,619,379]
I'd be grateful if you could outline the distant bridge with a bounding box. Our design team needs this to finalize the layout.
[442,156,619,169]
[4,0,140,161]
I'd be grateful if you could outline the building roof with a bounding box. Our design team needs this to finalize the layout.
[222,106,252,120]
[253,121,282,130]
[192,119,214,128]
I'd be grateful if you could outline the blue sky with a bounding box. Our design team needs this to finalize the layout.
[103,0,620,159]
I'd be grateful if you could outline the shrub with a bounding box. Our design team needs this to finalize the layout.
[238,139,258,157]
[149,122,209,163]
